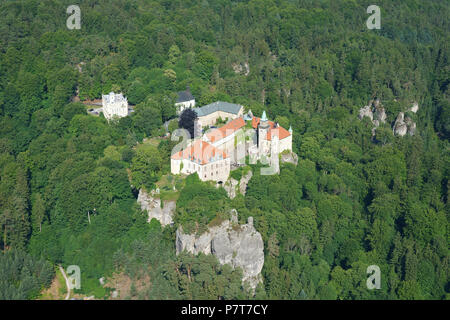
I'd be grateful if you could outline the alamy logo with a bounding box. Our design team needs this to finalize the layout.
[67,265,81,289]
[366,5,381,30]
[66,5,81,30]
[366,265,381,290]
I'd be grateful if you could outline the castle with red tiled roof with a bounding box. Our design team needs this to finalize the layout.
[171,140,231,182]
[171,103,292,182]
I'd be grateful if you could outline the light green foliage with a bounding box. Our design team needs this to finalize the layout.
[131,144,163,190]
[175,174,230,234]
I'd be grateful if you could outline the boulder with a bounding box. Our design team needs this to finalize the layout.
[409,102,419,113]
[393,112,408,136]
[373,105,387,124]
[280,151,299,166]
[358,105,373,121]
[393,112,416,137]
[232,62,250,76]
[358,100,386,127]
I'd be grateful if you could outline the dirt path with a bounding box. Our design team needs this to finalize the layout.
[59,265,71,300]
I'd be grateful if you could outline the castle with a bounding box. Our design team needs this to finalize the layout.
[101,92,129,120]
[171,102,292,182]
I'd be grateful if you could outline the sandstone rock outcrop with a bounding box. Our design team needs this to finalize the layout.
[223,169,253,199]
[239,170,253,196]
[176,210,264,291]
[373,105,387,124]
[358,99,387,137]
[393,112,408,136]
[359,99,417,137]
[137,189,175,226]
[223,178,239,199]
[409,102,419,113]
[393,112,416,137]
[232,62,250,76]
[280,151,299,166]
[358,99,386,127]
[358,105,373,121]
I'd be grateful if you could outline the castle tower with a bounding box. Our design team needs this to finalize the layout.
[258,111,270,156]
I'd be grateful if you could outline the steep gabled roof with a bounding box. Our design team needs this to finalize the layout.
[171,140,228,165]
[206,117,245,143]
[176,89,195,103]
[193,101,243,117]
[102,92,127,104]
[252,117,291,141]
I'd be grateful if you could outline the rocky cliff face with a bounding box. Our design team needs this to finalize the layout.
[358,105,374,122]
[280,151,299,166]
[137,189,175,227]
[223,169,253,199]
[393,112,416,136]
[393,112,408,136]
[176,210,264,290]
[409,101,419,113]
[358,99,387,132]
[359,99,418,137]
[239,170,253,196]
[223,178,239,199]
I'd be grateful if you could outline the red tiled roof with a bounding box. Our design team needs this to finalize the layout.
[206,117,245,143]
[171,140,228,165]
[252,117,291,140]
[251,117,261,129]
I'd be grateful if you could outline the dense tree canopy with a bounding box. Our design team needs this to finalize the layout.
[0,0,448,300]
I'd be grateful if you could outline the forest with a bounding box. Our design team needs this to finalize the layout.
[0,0,448,299]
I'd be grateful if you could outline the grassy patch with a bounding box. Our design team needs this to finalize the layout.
[208,211,229,228]
[230,165,251,181]
[37,266,65,300]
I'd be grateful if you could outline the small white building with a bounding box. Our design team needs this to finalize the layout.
[175,87,195,115]
[102,92,128,121]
